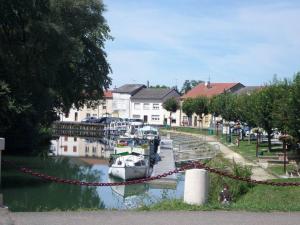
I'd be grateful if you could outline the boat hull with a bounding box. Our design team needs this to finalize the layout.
[108,166,148,180]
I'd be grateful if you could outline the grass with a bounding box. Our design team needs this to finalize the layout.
[267,164,297,176]
[232,178,300,211]
[140,178,300,212]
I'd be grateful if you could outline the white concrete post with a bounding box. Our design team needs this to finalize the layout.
[0,138,5,187]
[184,169,209,205]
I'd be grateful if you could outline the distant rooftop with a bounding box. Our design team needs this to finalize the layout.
[235,86,261,95]
[104,90,113,98]
[182,82,244,98]
[113,84,146,95]
[131,88,180,101]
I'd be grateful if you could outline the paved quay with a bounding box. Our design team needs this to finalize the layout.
[5,211,300,225]
[166,130,276,181]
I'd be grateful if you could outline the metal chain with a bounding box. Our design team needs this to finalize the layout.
[3,160,300,187]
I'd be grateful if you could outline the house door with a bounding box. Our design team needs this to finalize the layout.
[144,115,148,123]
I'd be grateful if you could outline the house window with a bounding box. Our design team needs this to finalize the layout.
[75,112,78,121]
[102,104,106,110]
[153,104,159,110]
[133,114,140,119]
[73,146,77,152]
[151,115,160,121]
[92,146,96,153]
[143,103,150,110]
[93,114,97,117]
[64,136,68,141]
[74,137,77,142]
[65,112,69,118]
[134,103,141,110]
[85,146,89,153]
[86,113,90,118]
[172,119,176,124]
[63,146,67,152]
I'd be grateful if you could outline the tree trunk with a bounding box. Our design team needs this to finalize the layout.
[256,133,259,157]
[283,140,287,173]
[267,132,272,152]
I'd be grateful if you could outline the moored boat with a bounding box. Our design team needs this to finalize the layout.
[108,154,149,180]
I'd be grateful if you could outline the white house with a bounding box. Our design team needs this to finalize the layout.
[59,91,113,122]
[130,88,181,126]
[112,84,145,118]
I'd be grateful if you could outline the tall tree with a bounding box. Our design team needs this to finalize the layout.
[180,80,203,94]
[182,98,194,126]
[0,0,112,152]
[287,73,300,142]
[191,96,209,128]
[163,97,179,127]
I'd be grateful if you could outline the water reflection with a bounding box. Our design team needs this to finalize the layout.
[2,157,105,211]
[50,136,114,158]
[2,135,184,211]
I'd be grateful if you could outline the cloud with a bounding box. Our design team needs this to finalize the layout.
[104,0,300,87]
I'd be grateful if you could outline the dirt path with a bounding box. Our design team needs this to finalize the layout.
[167,130,276,181]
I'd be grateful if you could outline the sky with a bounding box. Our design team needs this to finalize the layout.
[103,0,300,88]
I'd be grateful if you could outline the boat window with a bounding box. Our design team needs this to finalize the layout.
[117,161,122,165]
[134,161,142,166]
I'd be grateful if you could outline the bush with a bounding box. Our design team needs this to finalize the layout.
[206,155,253,204]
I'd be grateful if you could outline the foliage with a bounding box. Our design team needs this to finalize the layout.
[163,97,179,113]
[182,98,194,120]
[206,155,253,203]
[150,85,169,88]
[286,73,300,142]
[0,0,112,152]
[191,96,209,118]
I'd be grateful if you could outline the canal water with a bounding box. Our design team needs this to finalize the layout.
[1,136,185,211]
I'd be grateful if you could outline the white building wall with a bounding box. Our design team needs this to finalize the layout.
[59,98,113,122]
[112,93,131,118]
[130,100,181,126]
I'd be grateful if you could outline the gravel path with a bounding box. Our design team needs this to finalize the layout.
[8,211,300,225]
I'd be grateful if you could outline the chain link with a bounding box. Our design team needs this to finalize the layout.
[3,159,300,187]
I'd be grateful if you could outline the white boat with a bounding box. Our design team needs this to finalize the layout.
[108,154,149,180]
[113,137,150,155]
[135,126,159,140]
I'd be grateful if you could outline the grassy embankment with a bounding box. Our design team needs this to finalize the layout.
[155,127,300,211]
[140,155,300,212]
[163,127,297,176]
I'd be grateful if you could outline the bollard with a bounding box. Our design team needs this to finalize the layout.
[184,169,209,205]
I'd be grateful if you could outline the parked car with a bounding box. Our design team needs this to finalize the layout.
[81,116,98,123]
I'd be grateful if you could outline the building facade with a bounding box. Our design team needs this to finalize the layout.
[112,84,145,118]
[59,91,113,122]
[130,88,181,126]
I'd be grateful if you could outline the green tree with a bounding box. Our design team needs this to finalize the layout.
[287,73,300,142]
[182,98,194,126]
[191,96,209,128]
[163,97,179,127]
[0,0,112,152]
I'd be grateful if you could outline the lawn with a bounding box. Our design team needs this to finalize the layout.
[140,178,300,212]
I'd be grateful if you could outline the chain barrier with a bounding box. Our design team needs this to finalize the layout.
[3,159,300,187]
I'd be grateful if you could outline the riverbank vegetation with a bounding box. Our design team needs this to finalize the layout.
[140,155,300,212]
[0,0,112,153]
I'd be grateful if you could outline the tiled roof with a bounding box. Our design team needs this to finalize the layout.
[113,84,146,95]
[235,86,261,95]
[182,82,241,98]
[131,88,179,100]
[104,90,113,98]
